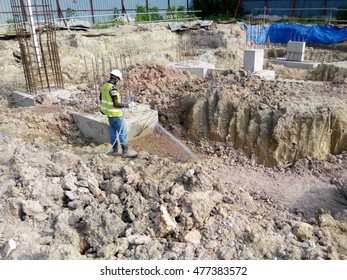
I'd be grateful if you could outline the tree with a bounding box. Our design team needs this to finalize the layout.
[193,0,243,19]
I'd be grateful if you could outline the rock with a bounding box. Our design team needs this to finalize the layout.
[292,222,313,242]
[61,173,78,191]
[46,163,68,177]
[121,165,141,186]
[168,205,181,218]
[205,240,218,249]
[21,200,44,216]
[334,210,347,223]
[181,192,218,227]
[33,213,48,222]
[127,234,151,245]
[159,205,177,237]
[64,191,78,201]
[184,230,201,244]
[217,246,236,260]
[46,244,84,260]
[76,162,102,197]
[3,239,16,257]
[97,243,118,259]
[170,183,186,198]
[316,209,336,227]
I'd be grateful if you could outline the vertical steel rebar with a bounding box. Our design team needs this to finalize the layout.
[84,56,88,81]
[10,0,63,94]
[102,55,105,78]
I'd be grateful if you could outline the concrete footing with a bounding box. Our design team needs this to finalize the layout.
[11,88,77,106]
[172,60,225,78]
[72,104,158,144]
[11,90,158,144]
[11,91,36,107]
[244,49,264,72]
[286,41,306,62]
[269,58,320,70]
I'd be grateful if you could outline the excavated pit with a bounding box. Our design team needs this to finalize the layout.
[179,71,347,166]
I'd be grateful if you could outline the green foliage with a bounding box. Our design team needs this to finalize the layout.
[193,0,243,20]
[114,7,120,19]
[6,18,14,34]
[167,5,187,19]
[135,5,163,22]
[91,20,125,30]
[277,18,330,25]
[66,7,76,19]
[135,5,148,21]
[336,7,347,23]
[6,18,14,24]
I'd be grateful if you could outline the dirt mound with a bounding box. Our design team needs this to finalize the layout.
[1,136,347,260]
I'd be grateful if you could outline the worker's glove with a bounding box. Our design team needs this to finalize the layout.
[128,100,135,108]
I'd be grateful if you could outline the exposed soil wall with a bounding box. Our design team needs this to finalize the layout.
[180,71,347,166]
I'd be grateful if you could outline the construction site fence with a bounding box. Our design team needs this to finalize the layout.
[249,8,347,25]
[242,0,347,18]
[0,0,195,26]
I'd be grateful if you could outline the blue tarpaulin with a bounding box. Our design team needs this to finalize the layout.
[242,23,347,45]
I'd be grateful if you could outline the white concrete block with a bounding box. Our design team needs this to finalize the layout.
[244,49,264,72]
[287,41,306,53]
[286,42,306,62]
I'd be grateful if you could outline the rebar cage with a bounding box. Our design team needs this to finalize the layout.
[10,0,64,94]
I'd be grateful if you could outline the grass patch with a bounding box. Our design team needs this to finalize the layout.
[91,20,125,29]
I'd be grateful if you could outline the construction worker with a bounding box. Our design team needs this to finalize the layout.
[100,69,137,158]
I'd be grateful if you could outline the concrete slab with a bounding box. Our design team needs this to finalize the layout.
[244,49,264,72]
[325,61,347,69]
[11,87,78,107]
[72,104,158,144]
[269,58,320,70]
[11,91,36,107]
[50,88,76,101]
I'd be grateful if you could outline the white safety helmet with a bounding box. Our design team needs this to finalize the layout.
[110,69,122,80]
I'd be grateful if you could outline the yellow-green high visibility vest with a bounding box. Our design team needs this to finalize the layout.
[100,82,123,117]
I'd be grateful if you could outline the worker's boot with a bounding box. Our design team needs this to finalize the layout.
[111,145,119,156]
[121,145,138,158]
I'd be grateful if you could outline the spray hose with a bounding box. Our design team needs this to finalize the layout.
[0,132,12,139]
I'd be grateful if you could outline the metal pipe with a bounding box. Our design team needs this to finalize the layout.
[90,0,95,24]
[234,0,242,18]
[290,0,297,18]
[56,0,66,27]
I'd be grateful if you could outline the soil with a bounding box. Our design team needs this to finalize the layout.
[0,22,347,260]
[131,129,347,220]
